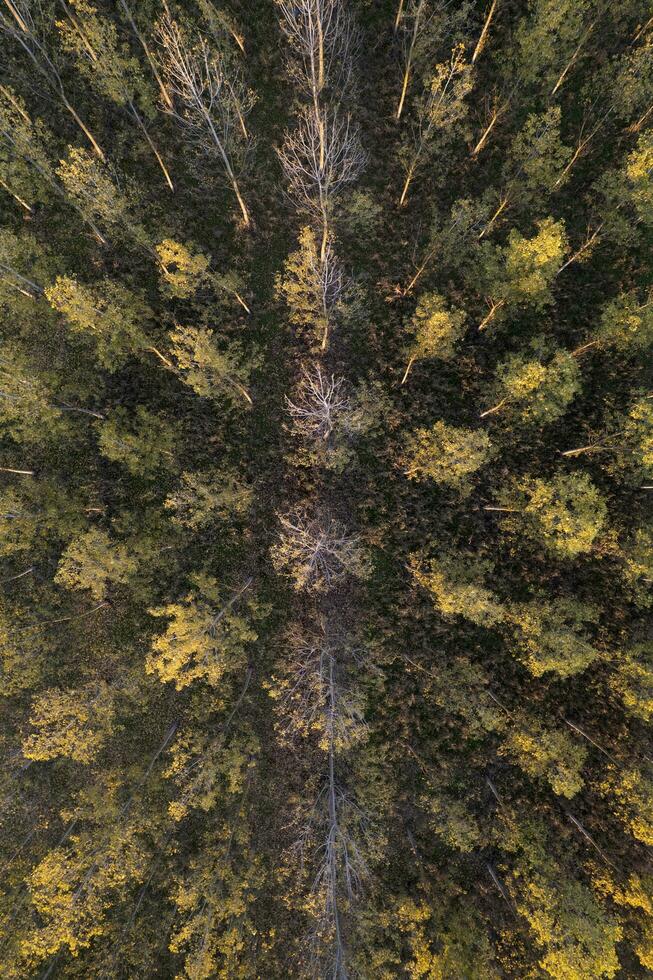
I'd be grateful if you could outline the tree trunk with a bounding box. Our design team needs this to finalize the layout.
[472,0,498,64]
[401,355,416,385]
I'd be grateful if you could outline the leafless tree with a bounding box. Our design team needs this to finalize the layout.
[155,12,254,227]
[0,0,104,158]
[286,365,350,440]
[272,510,369,592]
[278,107,365,260]
[274,626,368,750]
[276,0,357,112]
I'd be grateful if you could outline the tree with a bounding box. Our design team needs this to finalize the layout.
[272,510,369,591]
[480,349,581,422]
[45,275,151,370]
[0,0,105,158]
[155,11,253,226]
[506,107,572,199]
[581,290,653,354]
[146,575,258,690]
[516,872,622,979]
[401,421,494,493]
[98,407,176,477]
[502,717,587,797]
[56,146,149,248]
[608,642,653,723]
[165,469,253,529]
[599,765,653,847]
[22,683,114,763]
[56,0,174,190]
[411,554,506,627]
[507,598,599,678]
[401,292,466,383]
[156,237,250,311]
[398,43,473,205]
[276,226,345,349]
[0,343,66,444]
[169,324,252,406]
[514,0,594,94]
[477,217,568,330]
[55,527,138,600]
[621,526,653,608]
[504,472,607,559]
[278,106,365,260]
[276,0,357,109]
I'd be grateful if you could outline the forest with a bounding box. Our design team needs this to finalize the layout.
[0,0,651,977]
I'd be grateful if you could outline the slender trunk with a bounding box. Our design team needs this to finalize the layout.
[399,163,415,206]
[401,355,416,385]
[317,6,325,91]
[472,107,500,156]
[205,110,251,227]
[571,339,600,357]
[394,0,405,32]
[118,0,173,109]
[556,224,603,276]
[2,0,28,32]
[0,566,34,583]
[233,291,251,314]
[551,23,595,96]
[0,466,34,475]
[480,396,508,418]
[478,299,505,331]
[396,63,411,121]
[472,0,498,64]
[478,196,509,238]
[128,103,174,191]
[629,101,653,133]
[403,245,437,295]
[144,346,174,369]
[59,91,105,160]
[396,0,423,120]
[483,505,519,512]
[0,177,32,212]
[57,402,105,419]
[320,215,329,264]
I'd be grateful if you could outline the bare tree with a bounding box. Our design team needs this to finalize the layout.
[0,0,104,158]
[272,510,369,592]
[276,0,357,112]
[286,366,351,440]
[155,12,254,227]
[273,627,368,750]
[278,107,365,259]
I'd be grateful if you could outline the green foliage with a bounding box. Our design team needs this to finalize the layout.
[170,324,252,406]
[147,576,259,690]
[483,349,581,424]
[401,420,493,492]
[508,471,607,558]
[501,717,587,797]
[508,598,599,677]
[165,469,253,528]
[45,275,150,370]
[22,683,115,763]
[411,554,506,627]
[55,527,138,599]
[403,292,466,379]
[98,407,176,476]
